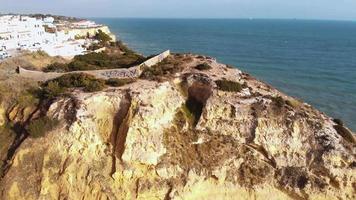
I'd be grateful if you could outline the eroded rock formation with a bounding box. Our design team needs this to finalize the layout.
[0,54,355,200]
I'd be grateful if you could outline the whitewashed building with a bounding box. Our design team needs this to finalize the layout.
[71,20,100,29]
[0,15,88,58]
[0,15,46,50]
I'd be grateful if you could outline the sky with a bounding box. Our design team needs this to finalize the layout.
[1,0,356,21]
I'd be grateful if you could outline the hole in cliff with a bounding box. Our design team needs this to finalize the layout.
[297,175,308,189]
[110,91,133,172]
[186,82,212,126]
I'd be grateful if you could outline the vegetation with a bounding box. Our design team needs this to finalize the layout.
[333,118,344,126]
[111,41,135,54]
[43,51,145,72]
[195,63,212,70]
[43,62,69,72]
[215,79,243,92]
[38,73,136,99]
[94,29,112,44]
[140,56,184,80]
[39,73,106,98]
[27,116,60,138]
[271,96,285,108]
[105,78,136,87]
[87,43,103,51]
[286,99,301,108]
[16,89,40,107]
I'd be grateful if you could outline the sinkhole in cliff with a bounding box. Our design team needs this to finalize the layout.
[186,82,212,126]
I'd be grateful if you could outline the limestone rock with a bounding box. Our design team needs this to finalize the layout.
[0,105,5,126]
[0,54,355,200]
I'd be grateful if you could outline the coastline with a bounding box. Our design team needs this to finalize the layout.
[95,18,356,131]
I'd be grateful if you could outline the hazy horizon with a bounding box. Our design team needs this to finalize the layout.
[1,0,356,21]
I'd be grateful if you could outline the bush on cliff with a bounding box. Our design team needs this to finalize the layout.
[271,96,285,108]
[111,40,135,54]
[40,73,106,98]
[94,29,112,44]
[140,56,183,80]
[215,79,242,92]
[195,63,212,70]
[44,62,69,72]
[27,116,60,138]
[84,79,106,92]
[43,51,146,72]
[105,78,136,87]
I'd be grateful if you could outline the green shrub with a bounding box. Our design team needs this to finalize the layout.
[215,80,242,92]
[43,62,69,72]
[139,65,164,79]
[112,40,135,54]
[84,79,106,92]
[333,118,344,126]
[43,51,146,72]
[271,96,285,108]
[105,78,136,87]
[27,116,60,138]
[40,73,106,98]
[195,63,212,70]
[40,81,67,99]
[140,57,183,80]
[87,43,103,51]
[94,29,112,44]
[54,73,99,88]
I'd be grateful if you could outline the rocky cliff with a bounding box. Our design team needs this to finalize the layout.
[0,54,355,200]
[68,25,116,41]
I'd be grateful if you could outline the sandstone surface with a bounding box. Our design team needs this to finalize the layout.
[0,54,355,200]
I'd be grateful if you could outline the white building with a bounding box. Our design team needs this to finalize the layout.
[0,15,87,58]
[0,15,46,50]
[71,20,101,29]
[43,17,56,28]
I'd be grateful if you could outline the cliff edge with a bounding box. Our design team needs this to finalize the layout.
[0,54,355,200]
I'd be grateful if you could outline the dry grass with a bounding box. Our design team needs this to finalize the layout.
[0,51,69,106]
[0,51,68,71]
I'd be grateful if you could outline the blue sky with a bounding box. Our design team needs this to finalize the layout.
[1,0,356,20]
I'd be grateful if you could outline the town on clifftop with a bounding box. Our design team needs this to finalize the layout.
[0,14,116,59]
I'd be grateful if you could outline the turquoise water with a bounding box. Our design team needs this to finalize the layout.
[94,18,356,131]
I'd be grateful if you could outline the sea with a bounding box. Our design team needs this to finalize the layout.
[93,18,356,131]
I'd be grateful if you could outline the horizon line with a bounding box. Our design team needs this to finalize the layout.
[1,13,355,22]
[87,16,356,22]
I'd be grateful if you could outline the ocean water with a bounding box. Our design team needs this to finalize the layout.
[94,18,356,131]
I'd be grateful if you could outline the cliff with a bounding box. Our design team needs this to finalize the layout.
[68,25,116,41]
[0,54,355,200]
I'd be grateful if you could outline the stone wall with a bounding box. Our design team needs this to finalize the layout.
[139,50,171,68]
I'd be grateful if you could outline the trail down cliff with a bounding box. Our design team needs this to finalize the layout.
[0,54,355,200]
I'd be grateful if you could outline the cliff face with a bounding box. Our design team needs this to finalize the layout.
[68,25,117,41]
[0,54,355,200]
